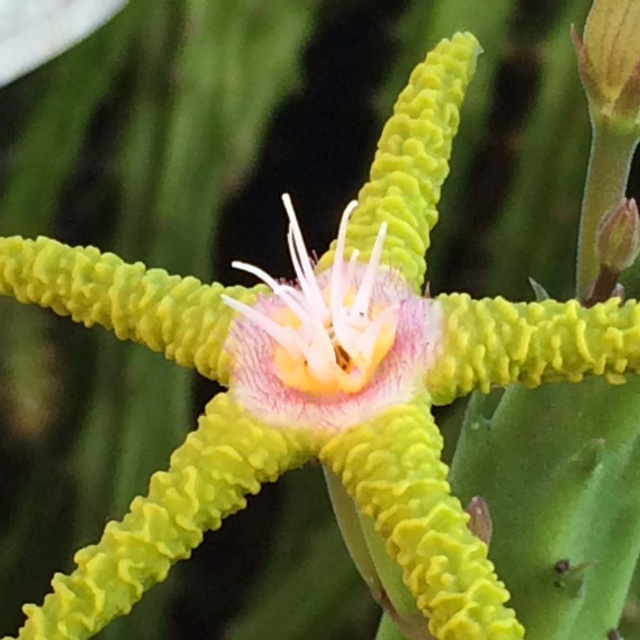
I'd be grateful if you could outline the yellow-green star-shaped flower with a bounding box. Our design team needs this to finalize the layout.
[2,31,640,640]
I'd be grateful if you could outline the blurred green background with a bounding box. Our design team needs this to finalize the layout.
[1,0,638,638]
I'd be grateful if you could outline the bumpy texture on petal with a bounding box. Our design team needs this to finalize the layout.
[320,394,524,640]
[429,293,640,404]
[4,394,314,640]
[317,32,481,290]
[0,236,260,385]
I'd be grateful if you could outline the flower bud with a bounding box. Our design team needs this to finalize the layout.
[596,198,640,273]
[573,0,640,133]
[465,496,493,546]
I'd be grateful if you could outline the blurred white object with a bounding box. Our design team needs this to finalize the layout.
[0,0,127,87]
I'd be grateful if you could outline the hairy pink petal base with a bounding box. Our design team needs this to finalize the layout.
[226,266,443,433]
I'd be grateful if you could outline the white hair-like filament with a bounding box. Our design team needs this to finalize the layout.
[224,194,397,391]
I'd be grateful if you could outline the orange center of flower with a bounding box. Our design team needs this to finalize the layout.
[269,286,397,394]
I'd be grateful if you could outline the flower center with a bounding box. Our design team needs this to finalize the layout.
[223,194,399,395]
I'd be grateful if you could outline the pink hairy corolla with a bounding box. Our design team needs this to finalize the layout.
[223,195,443,432]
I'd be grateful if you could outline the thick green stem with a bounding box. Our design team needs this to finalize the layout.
[323,467,382,599]
[324,469,426,639]
[376,614,412,640]
[449,379,640,640]
[576,123,638,299]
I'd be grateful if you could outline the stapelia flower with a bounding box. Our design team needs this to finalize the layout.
[5,28,640,640]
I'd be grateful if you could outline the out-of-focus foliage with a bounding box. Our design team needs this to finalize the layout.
[1,0,639,639]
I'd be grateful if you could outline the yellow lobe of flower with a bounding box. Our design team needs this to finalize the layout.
[222,194,399,395]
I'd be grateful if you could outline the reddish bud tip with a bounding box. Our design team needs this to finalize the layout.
[465,496,493,546]
[596,198,640,273]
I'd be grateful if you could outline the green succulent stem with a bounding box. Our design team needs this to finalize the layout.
[324,469,426,640]
[376,613,412,640]
[577,122,638,299]
[323,468,383,600]
[450,378,640,640]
